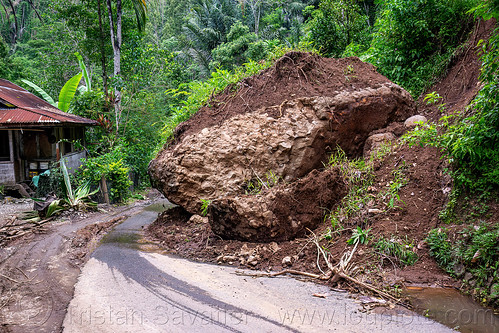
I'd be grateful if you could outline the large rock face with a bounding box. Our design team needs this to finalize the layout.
[150,84,413,214]
[149,52,415,241]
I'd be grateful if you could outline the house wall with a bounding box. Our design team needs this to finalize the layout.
[0,162,15,184]
[0,130,15,185]
[62,150,86,173]
[0,126,89,184]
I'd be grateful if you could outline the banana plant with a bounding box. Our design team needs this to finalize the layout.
[75,52,91,93]
[21,53,91,112]
[21,73,82,112]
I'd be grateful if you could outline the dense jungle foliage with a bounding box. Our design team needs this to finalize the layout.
[0,0,496,201]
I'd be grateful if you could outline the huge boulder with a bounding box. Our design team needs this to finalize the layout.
[208,169,346,241]
[149,52,415,240]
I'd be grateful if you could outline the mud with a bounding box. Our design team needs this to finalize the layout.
[0,192,163,333]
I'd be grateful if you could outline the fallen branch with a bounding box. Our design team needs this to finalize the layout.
[235,269,329,280]
[306,228,403,304]
[332,269,400,303]
[0,273,21,284]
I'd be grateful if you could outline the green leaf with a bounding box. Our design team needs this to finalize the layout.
[75,52,91,92]
[21,79,56,106]
[60,159,74,202]
[58,72,83,112]
[132,0,147,32]
[46,199,64,217]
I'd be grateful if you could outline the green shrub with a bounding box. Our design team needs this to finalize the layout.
[210,22,270,71]
[427,228,455,271]
[305,0,370,58]
[439,26,499,191]
[78,146,132,203]
[427,223,499,305]
[364,0,475,96]
[375,237,418,266]
[35,164,66,198]
[347,226,371,245]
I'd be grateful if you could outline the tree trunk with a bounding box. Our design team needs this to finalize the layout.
[97,0,109,102]
[106,0,122,135]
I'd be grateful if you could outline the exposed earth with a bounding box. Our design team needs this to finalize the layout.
[146,18,499,314]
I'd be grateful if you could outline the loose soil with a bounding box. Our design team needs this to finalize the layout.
[173,52,391,145]
[0,190,163,333]
[418,18,496,122]
[146,19,497,305]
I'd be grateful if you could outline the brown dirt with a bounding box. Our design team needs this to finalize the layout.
[209,168,347,242]
[173,52,391,145]
[418,18,496,121]
[145,19,497,300]
[0,191,162,333]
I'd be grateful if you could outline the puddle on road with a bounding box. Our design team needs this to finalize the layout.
[100,201,172,254]
[144,202,174,213]
[101,233,141,245]
[101,231,169,254]
[404,287,499,332]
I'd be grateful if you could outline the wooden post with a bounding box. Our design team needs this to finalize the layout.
[56,142,60,161]
[8,130,14,162]
[101,175,110,204]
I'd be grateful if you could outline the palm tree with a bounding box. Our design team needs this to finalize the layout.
[181,0,239,76]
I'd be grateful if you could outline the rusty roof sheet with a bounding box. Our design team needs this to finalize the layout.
[0,79,97,127]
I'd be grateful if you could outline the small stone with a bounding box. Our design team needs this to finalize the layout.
[269,242,280,253]
[282,256,292,266]
[247,255,258,266]
[189,214,208,224]
[464,272,473,281]
[368,208,383,214]
[490,283,499,299]
[453,263,465,277]
[222,255,237,262]
[404,115,427,128]
[363,132,395,158]
[239,244,252,257]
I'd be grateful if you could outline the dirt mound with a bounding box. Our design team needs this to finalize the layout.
[146,19,497,302]
[173,52,394,145]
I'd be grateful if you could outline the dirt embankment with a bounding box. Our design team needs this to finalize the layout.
[146,18,497,304]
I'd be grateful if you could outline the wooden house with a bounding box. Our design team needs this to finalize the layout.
[0,79,97,190]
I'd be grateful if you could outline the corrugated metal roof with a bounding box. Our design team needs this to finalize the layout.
[0,79,97,127]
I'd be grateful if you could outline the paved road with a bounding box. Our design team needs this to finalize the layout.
[0,201,150,333]
[63,205,453,332]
